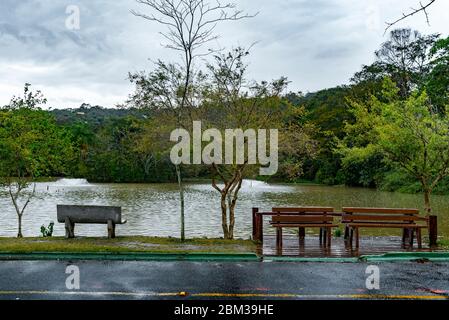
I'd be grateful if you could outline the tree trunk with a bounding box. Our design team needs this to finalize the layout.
[228,205,235,240]
[228,190,239,240]
[220,193,230,239]
[175,164,185,241]
[17,214,23,238]
[227,194,234,240]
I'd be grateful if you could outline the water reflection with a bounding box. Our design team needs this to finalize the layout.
[0,179,447,238]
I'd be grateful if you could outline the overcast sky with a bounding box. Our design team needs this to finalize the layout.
[0,0,448,109]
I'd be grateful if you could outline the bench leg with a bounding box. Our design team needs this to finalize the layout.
[276,227,283,252]
[409,228,415,247]
[344,225,349,240]
[349,228,354,247]
[355,227,360,249]
[319,228,323,244]
[324,228,329,246]
[298,227,305,240]
[107,220,116,239]
[327,227,332,248]
[417,228,422,249]
[65,218,75,238]
[404,228,413,247]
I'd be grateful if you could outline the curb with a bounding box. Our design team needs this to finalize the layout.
[262,257,359,263]
[360,252,449,262]
[259,252,449,263]
[0,252,261,262]
[1,252,449,263]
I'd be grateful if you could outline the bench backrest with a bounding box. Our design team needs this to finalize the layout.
[272,207,334,214]
[57,205,122,224]
[272,215,334,224]
[343,207,419,215]
[342,207,424,224]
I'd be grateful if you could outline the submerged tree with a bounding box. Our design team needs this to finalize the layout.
[131,0,254,240]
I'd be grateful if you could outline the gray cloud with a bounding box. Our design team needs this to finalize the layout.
[0,0,448,108]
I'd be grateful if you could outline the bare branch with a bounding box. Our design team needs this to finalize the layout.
[132,0,256,57]
[385,0,437,34]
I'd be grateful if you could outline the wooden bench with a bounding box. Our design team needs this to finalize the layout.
[57,205,127,239]
[342,207,429,249]
[270,207,338,249]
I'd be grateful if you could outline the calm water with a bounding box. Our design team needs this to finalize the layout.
[0,179,448,238]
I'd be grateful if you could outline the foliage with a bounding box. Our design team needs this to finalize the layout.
[2,27,448,227]
[353,29,438,99]
[201,48,317,239]
[340,78,449,212]
[40,222,54,237]
[0,85,72,237]
[426,36,449,112]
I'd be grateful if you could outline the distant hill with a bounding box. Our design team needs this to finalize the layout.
[51,103,147,127]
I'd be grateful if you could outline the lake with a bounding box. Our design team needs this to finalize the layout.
[0,179,448,239]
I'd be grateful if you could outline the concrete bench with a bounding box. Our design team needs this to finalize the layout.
[57,205,127,239]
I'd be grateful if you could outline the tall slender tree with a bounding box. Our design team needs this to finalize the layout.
[131,0,254,240]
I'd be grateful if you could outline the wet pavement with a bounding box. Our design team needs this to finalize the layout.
[0,260,448,300]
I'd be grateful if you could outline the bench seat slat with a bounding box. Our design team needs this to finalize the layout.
[271,224,339,228]
[342,215,422,222]
[272,207,334,213]
[347,223,426,228]
[272,216,333,223]
[343,207,419,215]
[344,221,423,225]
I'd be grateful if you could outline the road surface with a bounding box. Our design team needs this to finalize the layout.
[0,260,448,300]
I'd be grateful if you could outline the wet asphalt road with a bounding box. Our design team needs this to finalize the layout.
[0,260,448,300]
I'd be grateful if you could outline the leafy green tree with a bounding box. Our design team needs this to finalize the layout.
[426,36,449,112]
[0,85,71,237]
[86,117,146,182]
[202,48,317,239]
[65,121,96,178]
[341,79,449,213]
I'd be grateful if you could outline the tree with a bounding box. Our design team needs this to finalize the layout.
[0,85,71,237]
[133,113,181,182]
[353,29,438,99]
[341,78,449,214]
[131,0,254,240]
[426,36,449,112]
[203,48,316,239]
[65,121,96,178]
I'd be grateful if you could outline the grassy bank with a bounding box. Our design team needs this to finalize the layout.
[0,237,257,254]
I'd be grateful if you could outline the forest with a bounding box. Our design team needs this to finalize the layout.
[1,28,449,195]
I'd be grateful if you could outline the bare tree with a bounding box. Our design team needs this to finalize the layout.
[131,0,255,241]
[385,0,437,33]
[6,180,36,238]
